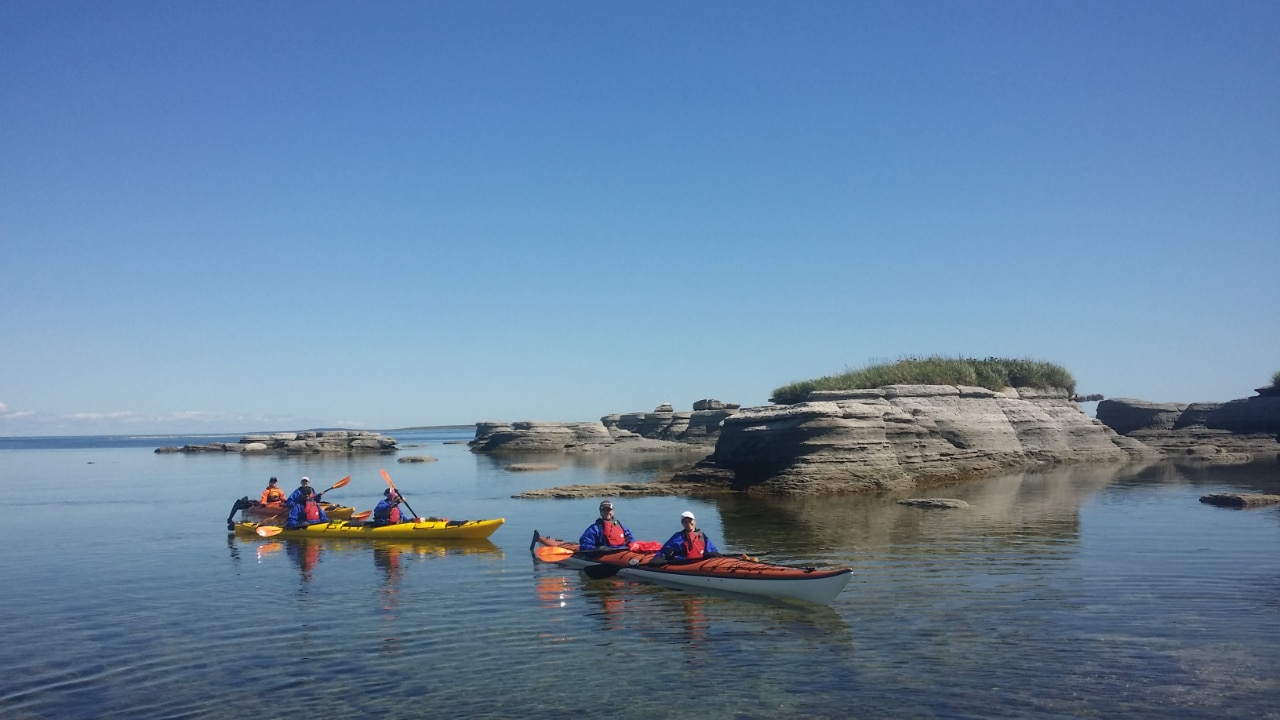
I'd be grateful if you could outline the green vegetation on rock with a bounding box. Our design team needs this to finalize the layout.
[770,356,1077,405]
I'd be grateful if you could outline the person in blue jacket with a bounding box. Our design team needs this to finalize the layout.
[651,511,719,565]
[578,500,634,551]
[284,486,329,529]
[287,477,324,505]
[371,489,412,526]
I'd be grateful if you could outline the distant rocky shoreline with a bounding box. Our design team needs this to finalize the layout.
[155,430,398,454]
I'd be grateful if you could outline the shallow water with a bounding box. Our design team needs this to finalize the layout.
[2,431,1278,719]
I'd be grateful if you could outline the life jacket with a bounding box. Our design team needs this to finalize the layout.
[374,499,402,525]
[681,530,707,560]
[261,487,285,505]
[601,519,627,546]
[304,501,322,522]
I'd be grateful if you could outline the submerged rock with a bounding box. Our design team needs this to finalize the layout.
[1198,493,1280,509]
[897,498,971,509]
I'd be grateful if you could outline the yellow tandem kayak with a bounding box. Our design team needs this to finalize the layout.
[232,517,504,540]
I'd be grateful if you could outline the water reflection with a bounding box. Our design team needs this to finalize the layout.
[538,564,855,653]
[713,463,1147,560]
[283,539,322,585]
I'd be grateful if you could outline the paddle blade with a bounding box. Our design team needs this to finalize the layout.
[331,475,351,490]
[351,510,372,521]
[380,468,396,491]
[256,525,284,537]
[535,545,575,562]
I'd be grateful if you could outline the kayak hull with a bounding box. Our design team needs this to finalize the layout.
[233,518,504,540]
[533,533,851,605]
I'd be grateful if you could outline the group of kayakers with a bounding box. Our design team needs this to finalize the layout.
[580,500,720,565]
[257,476,413,530]
[252,480,712,564]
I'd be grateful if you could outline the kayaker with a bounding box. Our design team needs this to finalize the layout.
[578,500,634,552]
[651,511,719,565]
[371,489,413,526]
[287,477,323,505]
[284,486,329,529]
[259,477,286,507]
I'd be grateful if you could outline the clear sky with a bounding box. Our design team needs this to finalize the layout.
[2,1,1277,436]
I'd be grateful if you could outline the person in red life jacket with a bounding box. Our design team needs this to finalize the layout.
[259,477,286,507]
[651,511,720,565]
[371,489,413,526]
[284,485,329,529]
[578,500,634,552]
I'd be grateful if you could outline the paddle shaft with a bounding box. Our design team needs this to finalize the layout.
[380,469,420,519]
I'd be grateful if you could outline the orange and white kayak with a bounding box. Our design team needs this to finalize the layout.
[240,501,357,523]
[531,532,851,605]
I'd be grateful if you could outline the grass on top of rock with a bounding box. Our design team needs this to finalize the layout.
[770,356,1077,405]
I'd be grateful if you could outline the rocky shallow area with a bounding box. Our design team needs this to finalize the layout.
[156,430,398,454]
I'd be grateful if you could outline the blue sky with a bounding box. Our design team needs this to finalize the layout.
[2,1,1277,436]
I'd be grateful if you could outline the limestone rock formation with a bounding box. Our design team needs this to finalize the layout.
[471,402,742,453]
[470,421,616,453]
[672,385,1151,494]
[1095,398,1186,435]
[601,408,738,445]
[1096,393,1280,458]
[161,430,398,454]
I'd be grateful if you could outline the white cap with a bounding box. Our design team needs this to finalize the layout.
[300,476,310,482]
[680,511,695,520]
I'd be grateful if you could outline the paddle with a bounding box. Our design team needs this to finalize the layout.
[535,545,575,562]
[318,475,351,498]
[351,510,372,522]
[256,525,284,537]
[380,469,421,520]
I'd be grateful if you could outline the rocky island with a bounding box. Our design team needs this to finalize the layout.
[156,430,398,454]
[494,359,1280,498]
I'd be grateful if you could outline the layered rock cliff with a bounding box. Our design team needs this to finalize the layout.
[670,385,1153,494]
[1095,390,1280,460]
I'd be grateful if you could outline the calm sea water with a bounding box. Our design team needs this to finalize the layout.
[2,430,1278,719]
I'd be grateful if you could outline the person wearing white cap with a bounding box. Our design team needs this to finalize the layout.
[287,476,321,506]
[578,499,634,552]
[651,511,720,565]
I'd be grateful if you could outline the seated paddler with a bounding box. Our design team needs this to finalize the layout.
[287,477,324,505]
[284,485,328,529]
[650,511,719,565]
[578,500,633,552]
[259,476,286,507]
[371,489,413,526]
